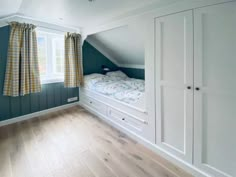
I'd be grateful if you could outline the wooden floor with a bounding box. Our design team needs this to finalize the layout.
[0,106,193,177]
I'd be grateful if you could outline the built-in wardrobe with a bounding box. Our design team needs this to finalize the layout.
[154,1,236,177]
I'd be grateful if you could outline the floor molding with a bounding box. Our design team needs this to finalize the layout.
[0,102,79,127]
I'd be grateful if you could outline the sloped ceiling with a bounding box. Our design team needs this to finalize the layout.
[0,0,181,29]
[86,22,146,68]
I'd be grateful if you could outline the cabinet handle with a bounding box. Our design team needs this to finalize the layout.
[90,101,92,104]
[187,86,191,90]
[195,87,200,91]
[122,118,125,121]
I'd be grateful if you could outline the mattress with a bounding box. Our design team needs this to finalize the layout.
[83,73,145,109]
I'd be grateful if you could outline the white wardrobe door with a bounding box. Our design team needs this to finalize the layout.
[155,10,193,162]
[194,2,236,177]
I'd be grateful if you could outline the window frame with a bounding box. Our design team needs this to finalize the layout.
[37,30,65,84]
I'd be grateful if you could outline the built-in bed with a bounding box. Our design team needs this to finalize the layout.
[80,71,148,135]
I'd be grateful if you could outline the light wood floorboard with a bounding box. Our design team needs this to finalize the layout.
[0,106,193,177]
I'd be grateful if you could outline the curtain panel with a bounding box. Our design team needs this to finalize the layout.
[3,22,41,97]
[64,32,83,88]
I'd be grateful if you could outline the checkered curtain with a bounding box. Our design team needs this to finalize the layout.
[3,22,41,97]
[64,32,83,88]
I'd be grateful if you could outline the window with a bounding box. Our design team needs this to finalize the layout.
[37,31,64,84]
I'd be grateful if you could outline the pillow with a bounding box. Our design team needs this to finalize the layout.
[106,70,128,78]
[84,73,105,80]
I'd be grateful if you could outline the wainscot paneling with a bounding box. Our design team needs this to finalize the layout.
[0,26,79,122]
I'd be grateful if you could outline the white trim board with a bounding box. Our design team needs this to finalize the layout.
[79,102,212,177]
[0,102,79,127]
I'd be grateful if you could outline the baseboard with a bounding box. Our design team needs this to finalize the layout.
[79,102,212,177]
[0,102,79,127]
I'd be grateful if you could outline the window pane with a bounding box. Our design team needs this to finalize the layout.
[36,31,65,84]
[53,38,64,75]
[37,36,47,76]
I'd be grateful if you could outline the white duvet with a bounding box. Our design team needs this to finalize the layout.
[83,73,145,105]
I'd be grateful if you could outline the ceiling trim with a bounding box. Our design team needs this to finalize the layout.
[0,14,81,33]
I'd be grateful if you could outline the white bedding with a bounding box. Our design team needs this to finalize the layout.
[83,73,145,108]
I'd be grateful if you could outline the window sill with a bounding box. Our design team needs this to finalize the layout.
[41,78,64,84]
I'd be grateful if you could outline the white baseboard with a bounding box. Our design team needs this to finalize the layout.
[79,102,212,177]
[0,102,79,127]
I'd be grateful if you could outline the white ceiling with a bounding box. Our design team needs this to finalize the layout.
[87,23,146,68]
[0,0,181,29]
[0,0,22,17]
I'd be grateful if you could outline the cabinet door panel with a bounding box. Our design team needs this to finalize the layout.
[155,10,193,162]
[194,2,236,177]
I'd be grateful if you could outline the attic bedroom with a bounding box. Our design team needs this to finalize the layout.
[0,1,236,177]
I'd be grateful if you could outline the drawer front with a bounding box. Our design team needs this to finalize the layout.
[107,107,143,132]
[81,96,107,115]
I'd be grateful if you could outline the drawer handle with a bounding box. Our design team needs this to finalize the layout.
[122,118,125,121]
[90,101,93,104]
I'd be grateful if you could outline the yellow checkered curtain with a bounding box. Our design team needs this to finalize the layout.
[3,22,41,97]
[64,32,83,88]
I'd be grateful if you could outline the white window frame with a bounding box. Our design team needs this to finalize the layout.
[37,30,65,84]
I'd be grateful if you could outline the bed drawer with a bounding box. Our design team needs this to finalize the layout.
[107,107,143,132]
[81,96,107,115]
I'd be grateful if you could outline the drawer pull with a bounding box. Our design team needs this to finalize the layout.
[122,118,125,121]
[90,101,93,104]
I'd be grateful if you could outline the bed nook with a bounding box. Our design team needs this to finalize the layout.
[83,71,145,109]
[80,24,150,136]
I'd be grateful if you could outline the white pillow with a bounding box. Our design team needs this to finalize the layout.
[106,70,128,78]
[84,73,104,80]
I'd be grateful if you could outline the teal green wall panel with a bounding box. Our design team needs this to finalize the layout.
[39,85,47,111]
[10,97,21,118]
[82,40,145,80]
[54,83,62,107]
[61,85,69,105]
[21,95,31,115]
[31,93,40,113]
[83,41,118,75]
[72,88,78,98]
[0,26,79,122]
[120,67,145,80]
[0,26,11,121]
[47,84,55,109]
[67,88,73,100]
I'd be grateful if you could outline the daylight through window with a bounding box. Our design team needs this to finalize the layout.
[37,31,64,84]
